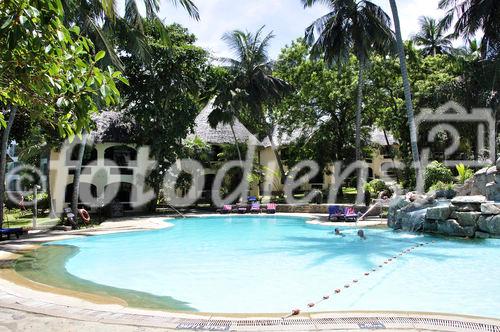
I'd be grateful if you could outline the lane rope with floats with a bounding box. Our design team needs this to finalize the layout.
[282,239,436,319]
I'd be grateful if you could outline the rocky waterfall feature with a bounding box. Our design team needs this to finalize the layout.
[388,160,500,238]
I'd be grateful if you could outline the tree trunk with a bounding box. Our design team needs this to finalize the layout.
[389,0,421,178]
[230,122,243,164]
[71,131,87,218]
[355,60,365,162]
[383,129,400,182]
[0,106,17,228]
[267,128,286,184]
[46,145,57,218]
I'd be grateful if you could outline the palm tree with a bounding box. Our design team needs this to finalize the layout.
[209,88,248,163]
[439,0,499,159]
[63,0,200,70]
[412,16,453,56]
[302,0,394,165]
[388,0,421,184]
[210,27,292,181]
[439,0,499,60]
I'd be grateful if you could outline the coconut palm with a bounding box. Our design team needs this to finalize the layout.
[63,0,200,70]
[209,87,249,163]
[210,27,292,181]
[412,16,453,56]
[439,0,499,60]
[388,0,421,185]
[302,0,394,165]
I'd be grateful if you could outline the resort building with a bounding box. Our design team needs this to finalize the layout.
[47,104,399,212]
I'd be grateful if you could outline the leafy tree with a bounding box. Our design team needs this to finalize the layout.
[364,48,482,186]
[0,0,125,225]
[63,0,199,69]
[302,0,394,164]
[274,40,362,181]
[210,27,292,181]
[412,16,453,56]
[117,22,212,207]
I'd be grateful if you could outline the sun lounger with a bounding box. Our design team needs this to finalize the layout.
[264,203,277,214]
[219,205,232,214]
[328,205,344,221]
[236,204,248,214]
[250,203,261,213]
[343,207,358,222]
[0,228,24,240]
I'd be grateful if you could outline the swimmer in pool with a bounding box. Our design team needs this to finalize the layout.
[334,228,345,237]
[357,229,366,240]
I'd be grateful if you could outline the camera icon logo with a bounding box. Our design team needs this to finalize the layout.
[415,101,495,168]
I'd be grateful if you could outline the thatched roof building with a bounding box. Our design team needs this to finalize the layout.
[90,104,397,148]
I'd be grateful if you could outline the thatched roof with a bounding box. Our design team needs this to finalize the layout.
[370,128,397,146]
[187,103,262,145]
[261,126,316,148]
[90,106,397,148]
[91,111,135,143]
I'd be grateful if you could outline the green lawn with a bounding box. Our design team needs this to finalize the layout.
[3,210,59,229]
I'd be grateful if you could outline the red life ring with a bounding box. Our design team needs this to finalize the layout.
[78,209,91,224]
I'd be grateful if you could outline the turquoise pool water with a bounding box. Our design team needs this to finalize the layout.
[52,216,500,317]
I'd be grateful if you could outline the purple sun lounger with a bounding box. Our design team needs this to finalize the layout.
[250,203,261,213]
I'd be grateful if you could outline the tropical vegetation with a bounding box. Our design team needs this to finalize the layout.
[0,0,499,223]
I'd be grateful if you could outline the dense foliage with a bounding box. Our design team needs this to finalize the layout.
[424,161,455,191]
[0,0,124,225]
[118,22,214,198]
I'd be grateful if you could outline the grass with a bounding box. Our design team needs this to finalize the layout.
[3,210,59,229]
[343,187,358,195]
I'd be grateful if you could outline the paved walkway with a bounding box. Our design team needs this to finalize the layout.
[0,215,499,331]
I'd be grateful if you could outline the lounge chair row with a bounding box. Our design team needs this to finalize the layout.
[328,206,359,222]
[219,203,277,214]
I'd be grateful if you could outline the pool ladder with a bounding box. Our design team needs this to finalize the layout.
[167,203,186,218]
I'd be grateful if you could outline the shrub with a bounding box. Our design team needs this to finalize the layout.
[456,164,474,184]
[429,181,455,192]
[424,161,454,190]
[25,192,50,211]
[365,179,391,196]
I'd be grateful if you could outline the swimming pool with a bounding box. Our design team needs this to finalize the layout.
[39,216,500,317]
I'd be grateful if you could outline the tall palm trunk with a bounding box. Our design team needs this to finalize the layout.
[267,127,286,184]
[229,122,243,163]
[389,0,421,176]
[71,131,87,218]
[0,106,17,228]
[355,59,366,162]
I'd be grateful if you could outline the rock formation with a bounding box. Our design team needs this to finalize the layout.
[388,158,500,238]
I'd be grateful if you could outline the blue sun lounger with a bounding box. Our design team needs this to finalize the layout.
[0,228,24,240]
[328,205,345,221]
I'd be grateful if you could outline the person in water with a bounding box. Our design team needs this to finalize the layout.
[334,228,345,237]
[357,229,366,240]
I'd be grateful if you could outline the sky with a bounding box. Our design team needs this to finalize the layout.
[118,0,448,59]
